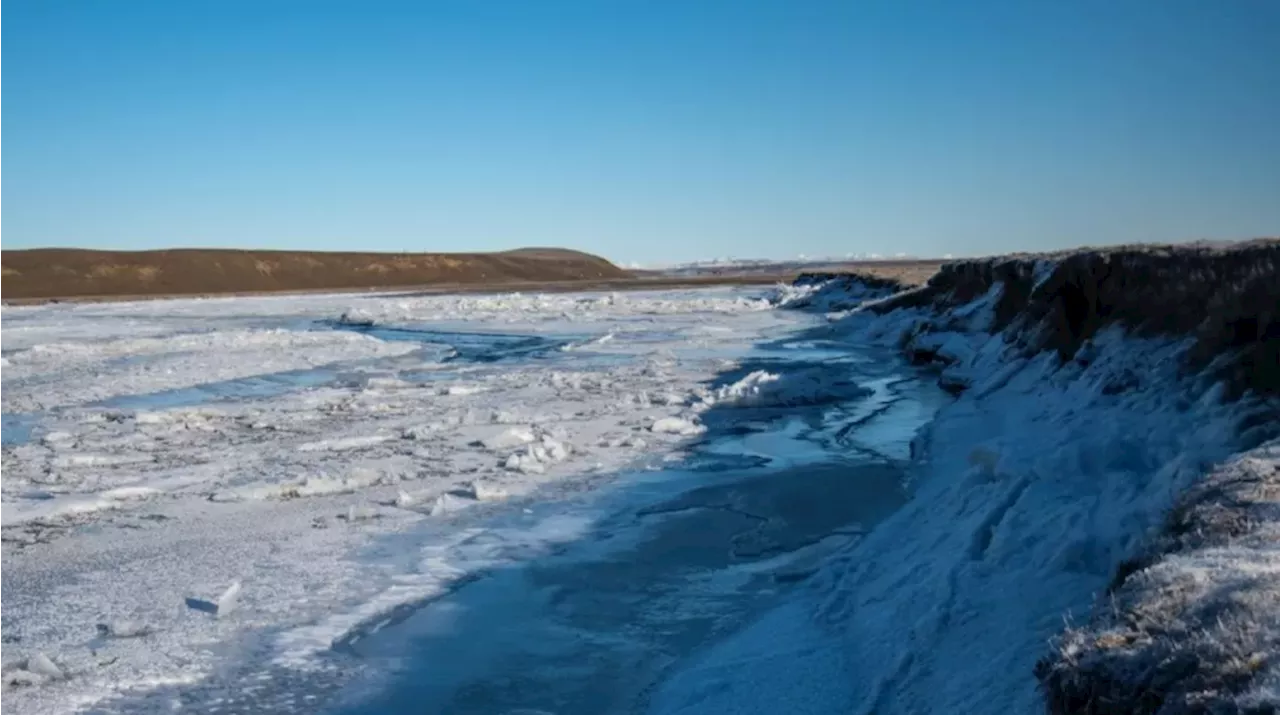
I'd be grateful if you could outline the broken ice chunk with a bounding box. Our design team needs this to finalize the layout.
[465,481,509,502]
[650,416,705,436]
[215,581,242,619]
[480,426,536,451]
[344,505,377,522]
[27,653,63,680]
[96,620,153,639]
[504,453,546,474]
[429,493,474,516]
[4,669,48,688]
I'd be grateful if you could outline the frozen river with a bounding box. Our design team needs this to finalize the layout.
[1,286,946,714]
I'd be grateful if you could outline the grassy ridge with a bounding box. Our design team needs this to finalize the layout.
[0,247,631,300]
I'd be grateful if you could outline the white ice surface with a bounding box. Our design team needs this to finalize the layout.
[1,287,804,713]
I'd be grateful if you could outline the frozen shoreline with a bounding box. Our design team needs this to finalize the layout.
[1,287,815,713]
[4,241,1276,714]
[649,241,1279,714]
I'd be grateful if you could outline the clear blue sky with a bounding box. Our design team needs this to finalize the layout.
[5,0,1278,263]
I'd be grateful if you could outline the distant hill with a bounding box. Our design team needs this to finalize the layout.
[0,247,632,300]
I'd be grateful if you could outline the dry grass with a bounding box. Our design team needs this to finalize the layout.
[0,247,630,301]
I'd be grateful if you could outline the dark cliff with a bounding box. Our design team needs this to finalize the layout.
[869,240,1279,399]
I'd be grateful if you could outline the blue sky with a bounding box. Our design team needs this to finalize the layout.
[5,0,1278,263]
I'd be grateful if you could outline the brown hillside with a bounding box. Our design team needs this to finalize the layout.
[0,247,631,300]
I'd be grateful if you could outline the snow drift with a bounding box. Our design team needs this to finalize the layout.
[722,240,1279,714]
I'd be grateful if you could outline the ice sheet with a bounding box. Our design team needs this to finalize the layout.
[0,286,810,713]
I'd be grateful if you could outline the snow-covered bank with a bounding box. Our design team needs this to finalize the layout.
[654,241,1279,714]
